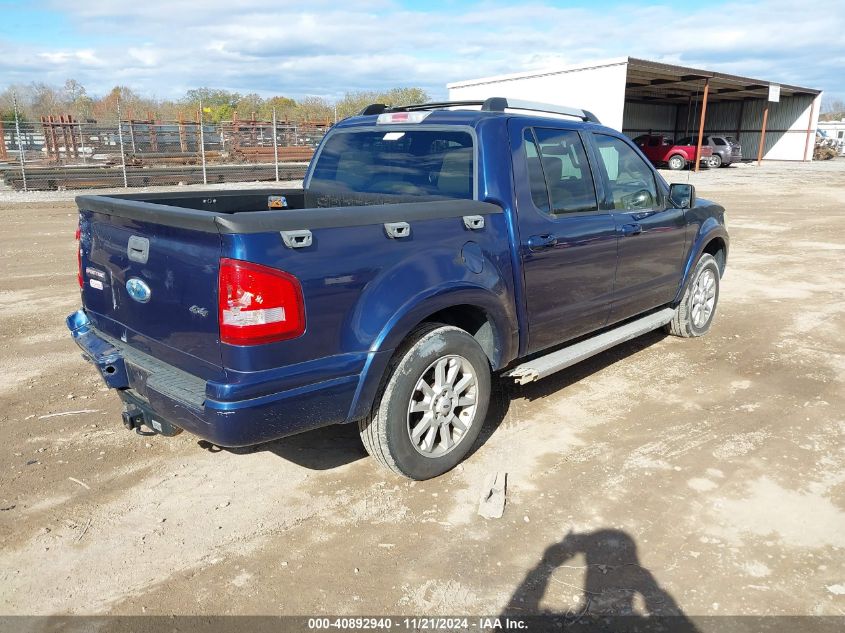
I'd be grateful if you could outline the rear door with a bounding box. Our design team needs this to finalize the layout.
[79,210,224,379]
[587,132,687,323]
[508,121,617,353]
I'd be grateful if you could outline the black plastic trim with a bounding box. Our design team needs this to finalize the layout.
[212,200,502,233]
[76,191,502,234]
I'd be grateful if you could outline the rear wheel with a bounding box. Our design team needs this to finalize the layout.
[708,154,722,168]
[358,324,491,479]
[667,154,686,170]
[667,253,720,338]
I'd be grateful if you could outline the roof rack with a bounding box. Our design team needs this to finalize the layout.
[357,97,601,124]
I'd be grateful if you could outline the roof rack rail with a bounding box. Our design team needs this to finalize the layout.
[357,97,601,124]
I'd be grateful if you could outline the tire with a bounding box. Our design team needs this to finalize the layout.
[358,323,491,480]
[667,253,720,338]
[708,154,722,168]
[667,154,686,170]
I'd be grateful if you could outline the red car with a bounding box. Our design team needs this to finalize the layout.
[633,134,712,170]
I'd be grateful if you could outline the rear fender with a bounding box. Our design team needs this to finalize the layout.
[346,285,515,422]
[344,244,517,422]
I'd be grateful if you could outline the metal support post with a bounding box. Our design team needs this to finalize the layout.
[199,103,207,185]
[694,79,710,173]
[272,108,280,182]
[116,98,128,188]
[13,94,27,192]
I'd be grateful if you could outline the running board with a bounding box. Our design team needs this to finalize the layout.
[505,308,675,385]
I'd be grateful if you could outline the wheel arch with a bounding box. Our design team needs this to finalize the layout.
[377,290,515,370]
[673,222,729,305]
[346,288,517,422]
[701,235,728,275]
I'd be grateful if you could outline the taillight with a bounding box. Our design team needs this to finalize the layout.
[75,225,83,288]
[218,258,305,345]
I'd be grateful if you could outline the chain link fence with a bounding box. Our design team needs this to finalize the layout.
[0,100,327,191]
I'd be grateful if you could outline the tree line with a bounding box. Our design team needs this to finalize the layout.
[0,80,430,123]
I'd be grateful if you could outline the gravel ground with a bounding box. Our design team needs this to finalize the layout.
[0,160,843,624]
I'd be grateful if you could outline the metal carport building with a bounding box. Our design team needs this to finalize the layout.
[447,57,822,163]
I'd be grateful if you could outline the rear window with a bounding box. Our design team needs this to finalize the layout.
[309,129,474,198]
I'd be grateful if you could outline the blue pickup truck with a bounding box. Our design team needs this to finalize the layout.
[67,98,728,480]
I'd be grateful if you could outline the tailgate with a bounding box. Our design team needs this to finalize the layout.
[79,209,223,379]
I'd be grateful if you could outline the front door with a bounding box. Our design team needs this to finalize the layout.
[588,132,687,323]
[509,121,618,354]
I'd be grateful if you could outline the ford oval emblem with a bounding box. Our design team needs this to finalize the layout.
[126,277,152,303]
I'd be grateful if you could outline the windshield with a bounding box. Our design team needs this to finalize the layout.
[309,128,474,198]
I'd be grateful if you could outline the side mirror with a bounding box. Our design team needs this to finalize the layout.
[669,183,696,209]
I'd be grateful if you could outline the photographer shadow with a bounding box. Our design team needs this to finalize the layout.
[502,528,699,632]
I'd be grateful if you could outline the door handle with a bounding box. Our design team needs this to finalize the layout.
[620,223,642,236]
[527,234,558,252]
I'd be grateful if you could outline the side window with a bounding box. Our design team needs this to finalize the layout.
[523,129,551,212]
[593,134,658,211]
[713,137,727,146]
[527,128,598,215]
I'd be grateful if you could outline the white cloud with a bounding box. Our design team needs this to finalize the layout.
[36,49,105,67]
[127,46,160,67]
[3,0,842,101]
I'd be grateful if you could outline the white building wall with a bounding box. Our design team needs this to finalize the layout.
[447,59,629,131]
[760,93,821,161]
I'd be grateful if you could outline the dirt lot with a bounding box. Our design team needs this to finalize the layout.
[0,161,843,622]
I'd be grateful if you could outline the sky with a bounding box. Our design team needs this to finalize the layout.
[0,0,842,103]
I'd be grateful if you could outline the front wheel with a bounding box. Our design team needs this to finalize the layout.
[667,154,686,170]
[667,253,721,338]
[358,324,491,479]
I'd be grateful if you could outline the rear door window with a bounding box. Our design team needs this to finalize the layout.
[522,127,598,215]
[310,129,474,198]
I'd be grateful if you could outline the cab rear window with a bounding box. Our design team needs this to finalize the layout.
[309,129,474,199]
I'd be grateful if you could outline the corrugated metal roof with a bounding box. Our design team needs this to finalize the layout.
[626,57,820,103]
[448,57,820,100]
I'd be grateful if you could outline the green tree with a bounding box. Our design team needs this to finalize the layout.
[296,96,333,123]
[334,87,430,120]
[29,82,65,118]
[236,92,264,119]
[183,88,241,122]
[93,86,152,120]
[261,95,298,121]
[63,79,94,120]
[0,85,30,121]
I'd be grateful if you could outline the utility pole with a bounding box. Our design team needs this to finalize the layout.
[12,93,27,192]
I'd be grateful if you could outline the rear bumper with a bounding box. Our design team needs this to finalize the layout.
[67,309,383,446]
